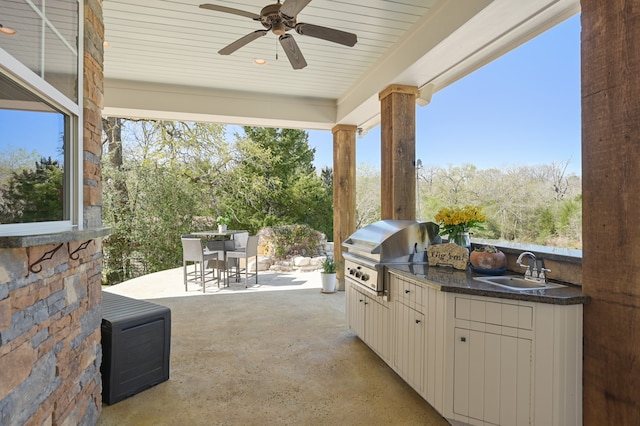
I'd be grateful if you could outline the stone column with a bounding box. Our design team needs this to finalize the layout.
[332,124,357,291]
[379,84,418,220]
[581,1,640,423]
[83,0,104,228]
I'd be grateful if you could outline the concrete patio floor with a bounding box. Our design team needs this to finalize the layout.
[98,267,449,425]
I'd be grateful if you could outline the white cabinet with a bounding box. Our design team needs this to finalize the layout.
[451,297,534,425]
[346,281,391,362]
[453,327,532,425]
[351,272,583,426]
[390,274,448,412]
[393,278,425,394]
[446,295,583,426]
[346,282,366,336]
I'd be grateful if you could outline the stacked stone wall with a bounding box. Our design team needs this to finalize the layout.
[83,0,105,230]
[0,242,103,425]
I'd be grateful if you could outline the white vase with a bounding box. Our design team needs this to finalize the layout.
[218,224,227,233]
[321,272,336,293]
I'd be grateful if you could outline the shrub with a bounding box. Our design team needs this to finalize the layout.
[259,224,324,259]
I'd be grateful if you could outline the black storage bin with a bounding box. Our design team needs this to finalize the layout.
[101,292,171,405]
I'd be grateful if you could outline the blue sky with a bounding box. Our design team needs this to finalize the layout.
[0,109,64,160]
[308,14,581,175]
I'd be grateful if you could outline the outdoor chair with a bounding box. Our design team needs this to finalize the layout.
[181,237,219,292]
[205,239,236,286]
[232,231,249,250]
[226,235,259,287]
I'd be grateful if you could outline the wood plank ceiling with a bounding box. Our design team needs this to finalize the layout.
[99,0,580,130]
[104,0,434,100]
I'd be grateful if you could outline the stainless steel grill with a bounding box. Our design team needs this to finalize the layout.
[342,220,440,297]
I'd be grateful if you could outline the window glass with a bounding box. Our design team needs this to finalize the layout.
[0,72,68,224]
[0,0,42,74]
[46,0,78,48]
[0,0,78,101]
[44,24,77,100]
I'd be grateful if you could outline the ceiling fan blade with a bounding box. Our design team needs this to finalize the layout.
[279,34,307,70]
[219,30,268,55]
[296,23,357,47]
[280,0,312,19]
[199,4,260,20]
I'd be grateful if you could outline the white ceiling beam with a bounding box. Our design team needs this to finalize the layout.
[103,79,338,130]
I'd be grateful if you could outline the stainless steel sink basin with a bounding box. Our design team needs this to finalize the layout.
[473,275,565,291]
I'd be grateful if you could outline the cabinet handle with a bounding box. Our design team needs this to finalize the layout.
[461,336,466,342]
[405,289,410,294]
[415,319,421,324]
[359,299,364,303]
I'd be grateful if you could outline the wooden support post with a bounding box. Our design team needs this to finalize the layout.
[332,124,357,291]
[379,84,418,220]
[582,1,640,423]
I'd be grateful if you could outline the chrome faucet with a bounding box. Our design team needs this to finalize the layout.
[516,251,551,283]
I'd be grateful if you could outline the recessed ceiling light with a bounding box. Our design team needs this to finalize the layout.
[0,24,17,36]
[103,41,111,48]
[254,58,267,65]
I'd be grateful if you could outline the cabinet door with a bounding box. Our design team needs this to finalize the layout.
[347,283,391,361]
[395,302,425,393]
[366,296,391,361]
[346,283,366,338]
[454,328,532,425]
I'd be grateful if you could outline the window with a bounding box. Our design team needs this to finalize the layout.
[0,0,82,236]
[0,72,70,225]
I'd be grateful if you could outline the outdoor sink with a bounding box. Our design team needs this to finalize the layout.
[473,275,565,291]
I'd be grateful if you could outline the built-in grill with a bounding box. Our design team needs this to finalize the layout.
[342,220,441,298]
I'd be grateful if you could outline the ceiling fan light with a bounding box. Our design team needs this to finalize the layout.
[271,21,286,36]
[254,58,267,65]
[0,24,17,36]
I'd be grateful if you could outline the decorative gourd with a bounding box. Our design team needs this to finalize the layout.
[470,245,506,270]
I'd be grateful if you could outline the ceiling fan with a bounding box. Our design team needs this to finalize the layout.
[199,0,358,70]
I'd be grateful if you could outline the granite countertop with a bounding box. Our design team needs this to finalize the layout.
[388,263,590,305]
[0,227,111,248]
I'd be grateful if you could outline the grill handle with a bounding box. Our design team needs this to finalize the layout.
[341,241,381,255]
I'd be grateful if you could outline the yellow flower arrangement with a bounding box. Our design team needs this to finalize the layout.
[435,205,486,242]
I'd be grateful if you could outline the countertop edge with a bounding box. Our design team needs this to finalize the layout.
[388,266,590,305]
[0,227,112,248]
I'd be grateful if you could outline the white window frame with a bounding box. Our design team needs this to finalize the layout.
[0,2,84,236]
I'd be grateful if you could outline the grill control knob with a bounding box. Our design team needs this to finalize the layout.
[361,274,369,281]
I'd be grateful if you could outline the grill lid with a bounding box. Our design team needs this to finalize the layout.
[342,220,441,263]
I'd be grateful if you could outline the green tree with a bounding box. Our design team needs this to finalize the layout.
[101,121,335,283]
[102,117,132,283]
[216,127,333,238]
[0,147,41,187]
[0,157,63,223]
[417,162,582,248]
[356,163,381,228]
[102,119,228,283]
[241,127,315,177]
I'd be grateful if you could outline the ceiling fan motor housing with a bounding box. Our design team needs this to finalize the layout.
[260,3,296,35]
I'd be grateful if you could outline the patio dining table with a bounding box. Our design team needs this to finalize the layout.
[192,229,247,239]
[191,230,248,286]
